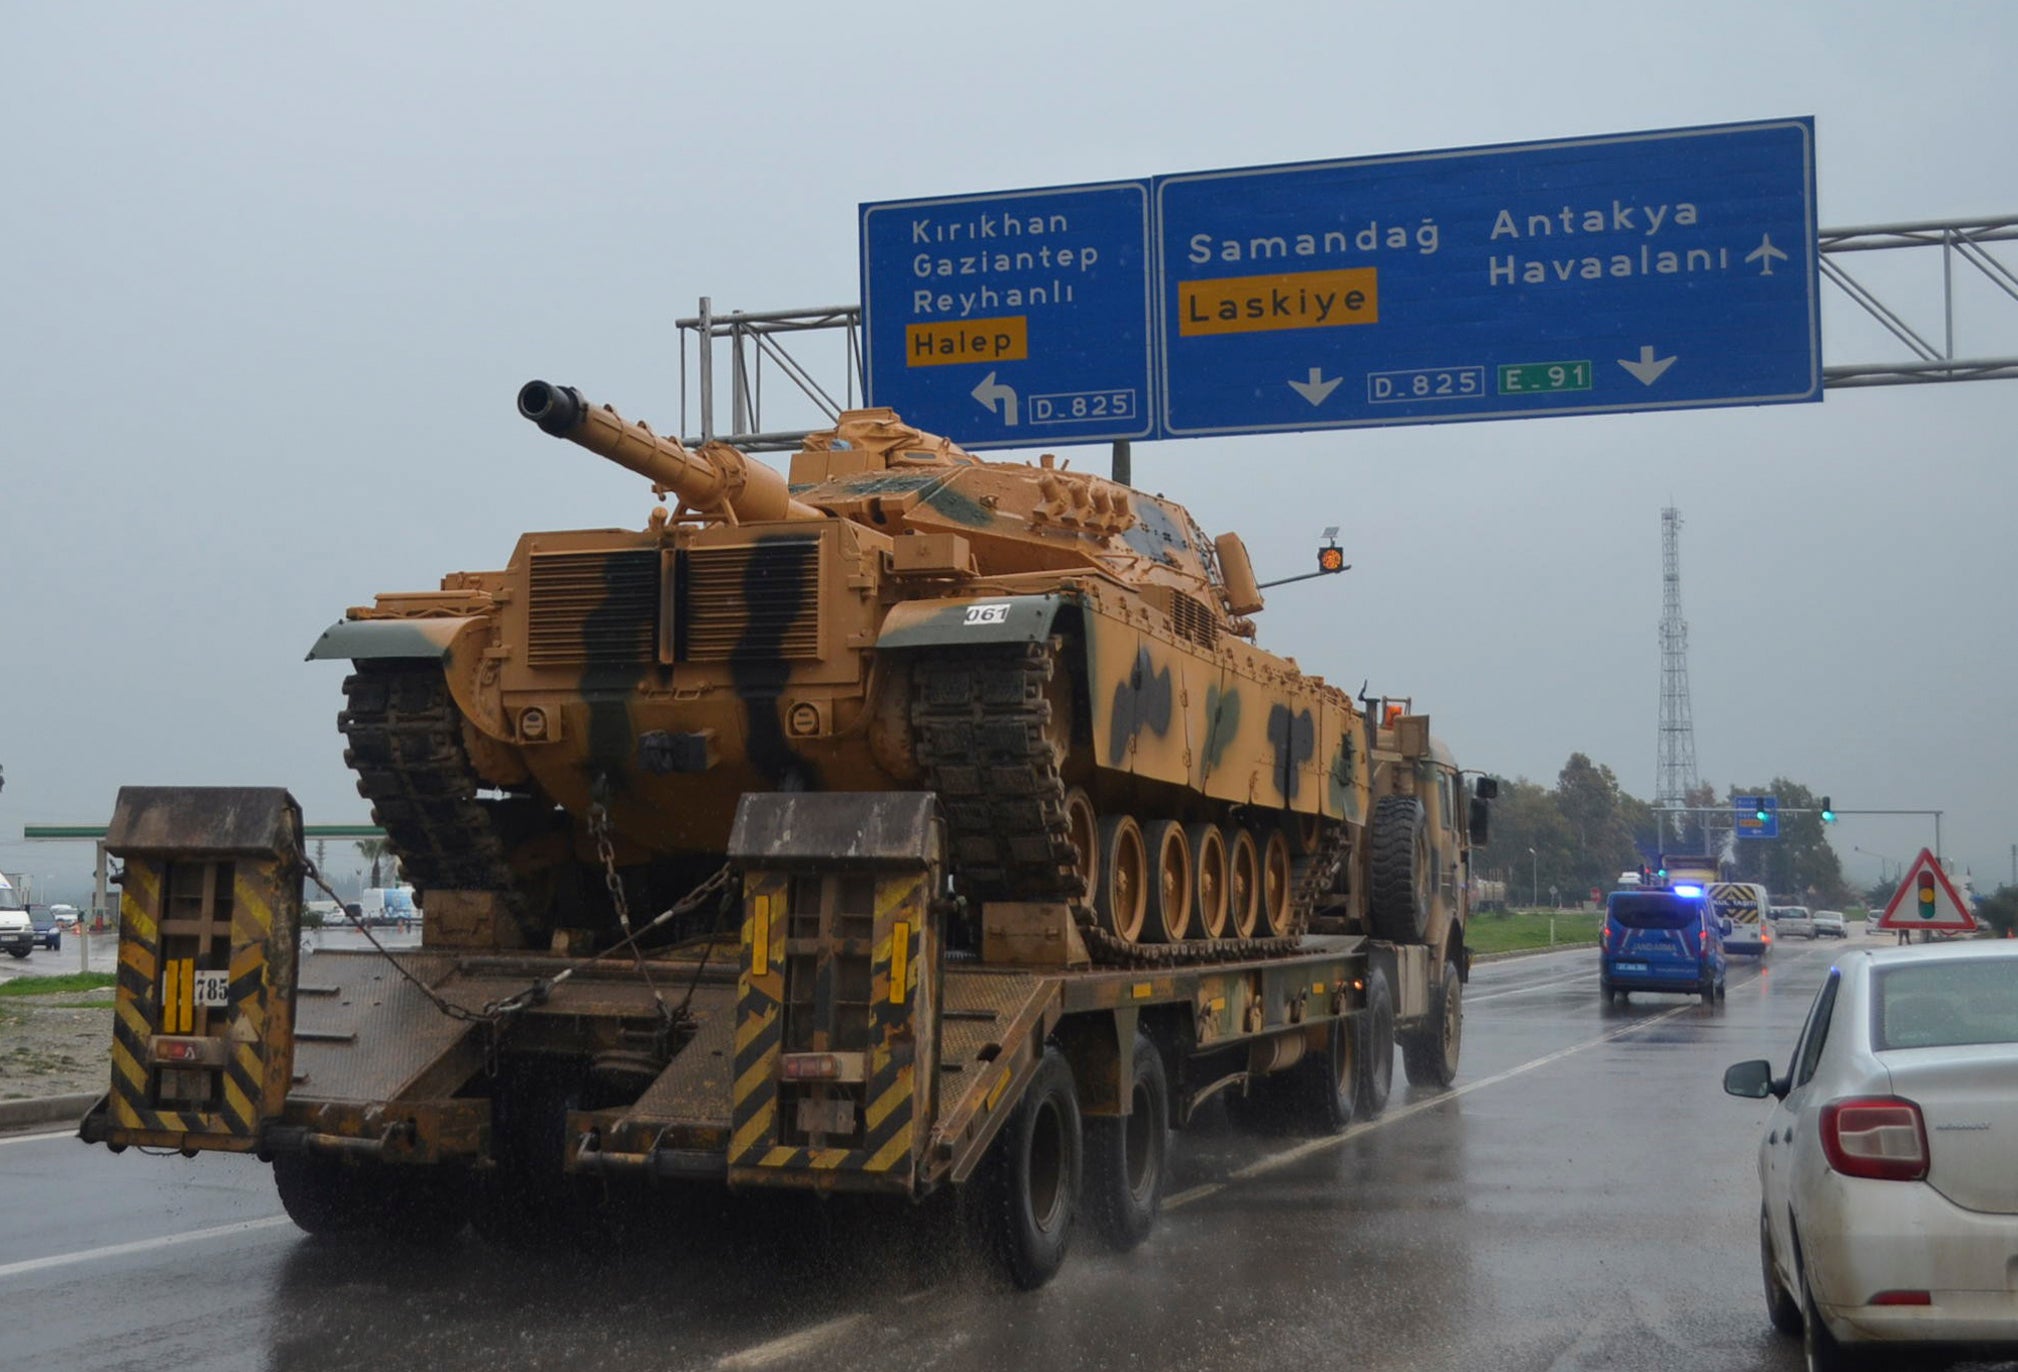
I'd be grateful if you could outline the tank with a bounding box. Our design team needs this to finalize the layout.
[309,382,1381,961]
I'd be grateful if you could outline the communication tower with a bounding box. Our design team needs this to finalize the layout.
[1655,506,1700,842]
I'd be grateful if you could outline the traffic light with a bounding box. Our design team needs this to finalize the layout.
[1317,542,1347,573]
[1917,869,1936,920]
[1756,804,1771,822]
[1820,796,1835,822]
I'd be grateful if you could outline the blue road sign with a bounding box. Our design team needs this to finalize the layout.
[1734,795,1781,840]
[860,181,1155,449]
[1156,119,1819,437]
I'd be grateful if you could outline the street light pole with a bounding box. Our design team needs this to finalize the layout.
[1528,847,1538,909]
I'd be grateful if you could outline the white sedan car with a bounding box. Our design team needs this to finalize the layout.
[1724,941,2018,1370]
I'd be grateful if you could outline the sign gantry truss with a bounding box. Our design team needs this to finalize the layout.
[675,214,2018,451]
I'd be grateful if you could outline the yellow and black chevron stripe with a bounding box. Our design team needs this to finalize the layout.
[729,869,928,1183]
[106,859,284,1147]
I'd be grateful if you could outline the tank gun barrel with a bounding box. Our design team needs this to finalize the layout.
[517,380,815,523]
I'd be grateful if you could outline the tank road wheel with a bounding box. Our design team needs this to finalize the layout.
[971,1047,1083,1289]
[1258,829,1295,938]
[1400,961,1463,1089]
[1226,828,1262,938]
[1095,816,1148,944]
[1062,787,1099,902]
[1142,820,1193,943]
[1355,967,1396,1119]
[1368,795,1433,944]
[1187,823,1230,940]
[1085,1033,1170,1251]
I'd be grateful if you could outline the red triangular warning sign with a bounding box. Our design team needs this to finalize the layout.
[1874,849,1978,932]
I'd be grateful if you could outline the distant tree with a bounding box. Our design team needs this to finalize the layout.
[1974,885,2017,938]
[355,838,395,889]
[1474,778,1577,907]
[1555,754,1642,897]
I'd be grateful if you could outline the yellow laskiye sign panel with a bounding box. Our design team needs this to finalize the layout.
[1176,268,1378,337]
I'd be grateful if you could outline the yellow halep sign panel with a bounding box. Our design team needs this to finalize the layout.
[1178,267,1378,336]
[907,316,1030,368]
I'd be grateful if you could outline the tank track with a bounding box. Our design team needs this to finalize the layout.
[909,644,1348,968]
[337,663,524,913]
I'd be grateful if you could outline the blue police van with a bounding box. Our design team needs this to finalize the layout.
[1599,883,1728,1005]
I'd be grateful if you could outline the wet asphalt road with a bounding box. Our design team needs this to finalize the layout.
[2,931,2007,1372]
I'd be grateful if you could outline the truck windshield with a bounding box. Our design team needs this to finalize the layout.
[1607,893,1703,929]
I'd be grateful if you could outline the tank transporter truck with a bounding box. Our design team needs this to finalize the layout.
[80,386,1495,1287]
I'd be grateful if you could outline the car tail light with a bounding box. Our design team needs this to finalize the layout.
[1699,928,1710,950]
[1868,1290,1932,1306]
[1820,1097,1928,1181]
[1600,923,1611,951]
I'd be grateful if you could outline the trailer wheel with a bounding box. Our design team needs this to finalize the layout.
[1368,795,1431,943]
[1354,967,1395,1119]
[272,1154,368,1236]
[1084,1033,1169,1251]
[973,1047,1082,1289]
[1400,961,1462,1088]
[1287,1016,1359,1134]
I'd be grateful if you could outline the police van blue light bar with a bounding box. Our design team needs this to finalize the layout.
[1671,883,1704,897]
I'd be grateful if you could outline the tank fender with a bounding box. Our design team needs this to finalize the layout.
[874,593,1067,649]
[304,616,485,663]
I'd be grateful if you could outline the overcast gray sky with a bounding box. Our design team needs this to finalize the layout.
[5,1,2015,901]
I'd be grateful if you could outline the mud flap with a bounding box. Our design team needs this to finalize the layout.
[80,787,302,1154]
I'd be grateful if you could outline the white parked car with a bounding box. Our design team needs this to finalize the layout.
[1770,905,1817,940]
[1812,911,1847,939]
[1723,942,2018,1370]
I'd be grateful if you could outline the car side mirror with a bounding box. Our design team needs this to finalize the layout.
[1473,776,1500,801]
[1722,1059,1782,1100]
[1468,795,1491,846]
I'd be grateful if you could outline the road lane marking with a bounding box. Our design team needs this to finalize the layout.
[1464,969,1598,1002]
[1170,1000,1700,1201]
[0,1216,293,1280]
[716,1313,867,1369]
[0,1128,78,1148]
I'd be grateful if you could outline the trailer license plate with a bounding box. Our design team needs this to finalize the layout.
[1614,962,1649,974]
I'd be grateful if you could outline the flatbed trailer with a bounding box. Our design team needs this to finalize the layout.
[82,785,1461,1287]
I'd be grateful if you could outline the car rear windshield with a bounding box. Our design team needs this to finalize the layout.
[1874,961,2018,1050]
[1607,893,1705,929]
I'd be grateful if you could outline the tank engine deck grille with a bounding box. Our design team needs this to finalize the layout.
[1168,590,1219,649]
[527,550,660,666]
[681,540,822,662]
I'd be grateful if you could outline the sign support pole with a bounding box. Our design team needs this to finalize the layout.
[1111,439,1131,486]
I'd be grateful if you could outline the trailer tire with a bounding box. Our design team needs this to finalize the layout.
[973,1047,1082,1289]
[1286,1016,1359,1135]
[1400,961,1463,1088]
[273,1154,368,1236]
[1084,1032,1169,1251]
[1355,967,1395,1119]
[1368,795,1432,943]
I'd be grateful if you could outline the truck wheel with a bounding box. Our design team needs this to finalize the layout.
[1368,796,1431,943]
[1286,1016,1359,1134]
[272,1154,368,1236]
[973,1047,1082,1289]
[1084,1033,1169,1251]
[1354,968,1395,1119]
[1400,962,1462,1088]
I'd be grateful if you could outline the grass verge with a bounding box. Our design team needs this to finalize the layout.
[0,973,117,999]
[1467,909,1602,955]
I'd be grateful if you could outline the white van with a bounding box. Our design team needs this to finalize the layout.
[1712,882,1774,958]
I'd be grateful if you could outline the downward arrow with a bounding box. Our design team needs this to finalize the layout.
[970,371,1019,425]
[1618,346,1677,386]
[1287,367,1343,406]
